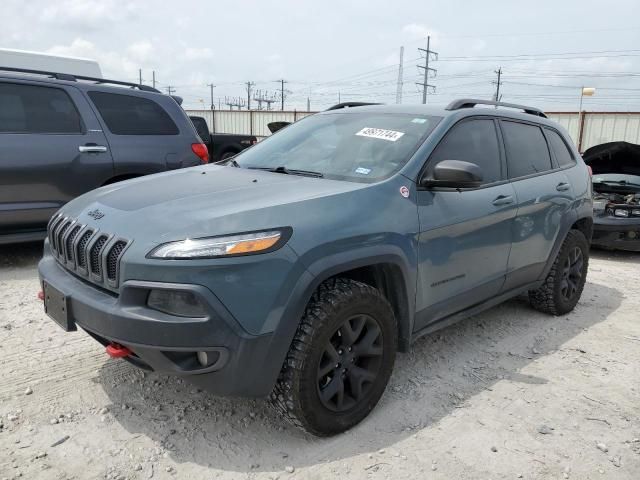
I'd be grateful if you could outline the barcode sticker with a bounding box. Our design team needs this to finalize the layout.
[355,127,405,142]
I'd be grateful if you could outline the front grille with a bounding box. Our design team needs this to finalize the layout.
[65,225,82,261]
[90,235,108,275]
[106,241,127,281]
[47,213,130,290]
[76,230,93,268]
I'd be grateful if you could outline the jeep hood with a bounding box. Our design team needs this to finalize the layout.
[61,165,367,243]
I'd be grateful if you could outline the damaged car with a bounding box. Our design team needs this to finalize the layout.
[583,141,640,251]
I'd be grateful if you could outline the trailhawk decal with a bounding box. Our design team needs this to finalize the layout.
[355,127,405,142]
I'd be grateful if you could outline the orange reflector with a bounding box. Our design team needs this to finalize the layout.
[226,236,279,254]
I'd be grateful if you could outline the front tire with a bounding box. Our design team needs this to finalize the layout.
[529,229,589,315]
[271,278,397,436]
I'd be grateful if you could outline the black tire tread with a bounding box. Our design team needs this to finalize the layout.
[270,277,394,436]
[528,229,589,315]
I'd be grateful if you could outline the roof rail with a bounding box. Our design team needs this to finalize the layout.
[326,102,382,111]
[446,98,547,118]
[0,66,161,93]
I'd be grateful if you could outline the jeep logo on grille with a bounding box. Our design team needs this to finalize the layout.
[87,209,105,220]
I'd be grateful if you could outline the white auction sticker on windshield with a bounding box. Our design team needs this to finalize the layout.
[356,127,405,142]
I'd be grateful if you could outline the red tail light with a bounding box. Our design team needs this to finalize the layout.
[191,143,209,164]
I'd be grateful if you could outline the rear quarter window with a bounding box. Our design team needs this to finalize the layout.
[0,82,82,134]
[546,129,576,168]
[88,91,179,135]
[501,121,552,178]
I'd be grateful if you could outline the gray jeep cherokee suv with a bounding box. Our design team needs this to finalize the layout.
[0,67,208,245]
[39,99,593,436]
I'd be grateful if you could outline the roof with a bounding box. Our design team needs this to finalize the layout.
[318,101,558,127]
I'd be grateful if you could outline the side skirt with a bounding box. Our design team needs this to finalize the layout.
[410,280,543,343]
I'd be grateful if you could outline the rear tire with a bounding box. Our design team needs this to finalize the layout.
[529,229,589,315]
[271,278,397,436]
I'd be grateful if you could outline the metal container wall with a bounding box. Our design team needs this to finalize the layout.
[184,109,316,138]
[546,112,640,151]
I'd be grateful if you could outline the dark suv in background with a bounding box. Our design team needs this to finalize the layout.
[39,99,592,436]
[0,67,208,244]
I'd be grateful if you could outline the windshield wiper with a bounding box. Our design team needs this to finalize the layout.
[248,166,324,178]
[215,158,241,168]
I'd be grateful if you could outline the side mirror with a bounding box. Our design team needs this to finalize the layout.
[420,160,483,188]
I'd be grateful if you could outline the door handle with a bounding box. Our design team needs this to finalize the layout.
[79,145,108,153]
[556,182,571,192]
[492,195,514,206]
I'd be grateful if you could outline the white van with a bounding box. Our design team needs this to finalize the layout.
[0,48,102,78]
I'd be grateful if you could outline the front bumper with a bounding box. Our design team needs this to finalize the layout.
[38,255,278,396]
[591,216,640,251]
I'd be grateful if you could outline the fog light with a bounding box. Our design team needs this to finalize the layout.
[614,209,629,217]
[196,351,209,366]
[628,231,638,240]
[147,290,207,317]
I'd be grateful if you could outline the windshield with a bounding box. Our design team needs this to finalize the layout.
[593,173,640,191]
[234,112,441,182]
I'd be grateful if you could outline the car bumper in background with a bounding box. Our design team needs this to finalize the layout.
[591,217,640,251]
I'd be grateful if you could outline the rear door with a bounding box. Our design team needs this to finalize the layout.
[86,91,201,176]
[0,80,113,233]
[500,119,574,290]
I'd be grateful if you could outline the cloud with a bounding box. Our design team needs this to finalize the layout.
[127,41,155,63]
[185,47,214,61]
[40,0,138,30]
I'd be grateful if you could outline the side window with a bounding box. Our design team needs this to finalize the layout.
[428,119,502,184]
[501,121,552,178]
[88,91,179,135]
[546,129,576,168]
[0,83,82,134]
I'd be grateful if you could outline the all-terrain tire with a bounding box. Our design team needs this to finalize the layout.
[528,229,589,315]
[270,278,397,436]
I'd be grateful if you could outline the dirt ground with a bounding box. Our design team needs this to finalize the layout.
[0,242,638,480]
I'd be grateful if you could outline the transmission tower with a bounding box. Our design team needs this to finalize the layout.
[416,36,437,104]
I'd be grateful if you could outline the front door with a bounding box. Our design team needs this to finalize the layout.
[414,117,517,332]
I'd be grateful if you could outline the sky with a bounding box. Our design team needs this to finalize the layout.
[3,0,640,111]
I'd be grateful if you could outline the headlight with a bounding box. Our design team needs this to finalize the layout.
[614,209,629,218]
[633,209,640,216]
[147,229,289,259]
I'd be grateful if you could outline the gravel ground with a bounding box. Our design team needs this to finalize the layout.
[0,242,639,480]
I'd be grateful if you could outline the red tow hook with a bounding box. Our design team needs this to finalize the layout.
[106,343,132,358]
[37,290,45,301]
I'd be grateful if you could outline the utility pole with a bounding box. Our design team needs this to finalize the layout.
[165,86,175,95]
[139,69,143,86]
[152,71,156,89]
[245,81,255,110]
[338,92,341,103]
[307,97,310,111]
[278,79,287,110]
[207,83,216,110]
[492,67,503,102]
[396,46,404,104]
[416,36,438,104]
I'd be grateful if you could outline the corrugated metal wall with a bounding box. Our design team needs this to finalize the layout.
[546,112,640,151]
[187,109,640,151]
[184,109,316,138]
